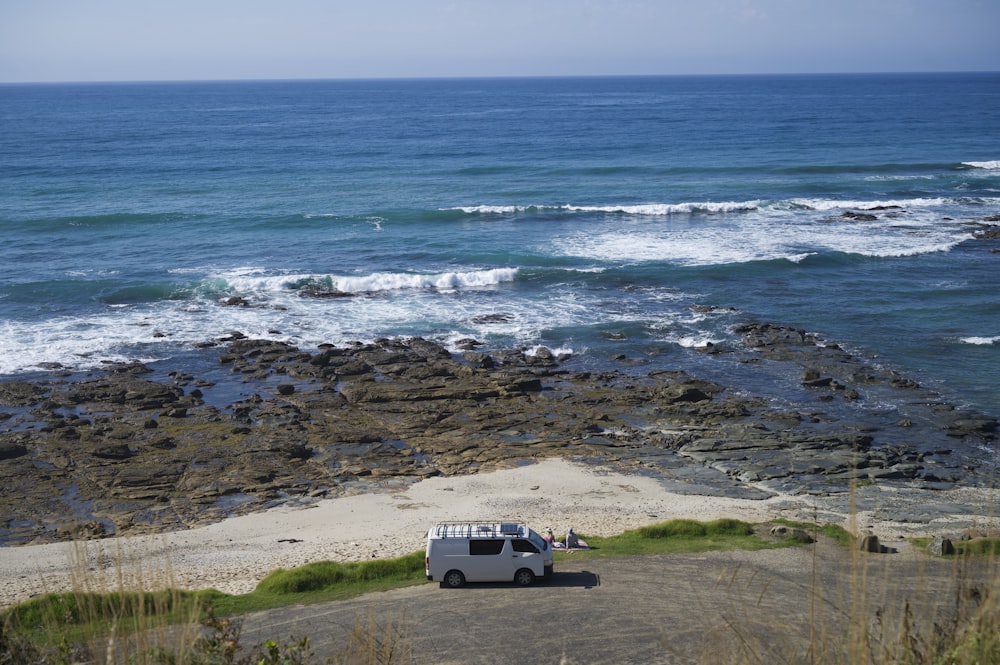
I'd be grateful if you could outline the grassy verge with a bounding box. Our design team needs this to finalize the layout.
[2,519,996,664]
[1,519,782,651]
[552,517,797,558]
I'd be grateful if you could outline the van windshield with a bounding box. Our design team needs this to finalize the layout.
[526,528,547,551]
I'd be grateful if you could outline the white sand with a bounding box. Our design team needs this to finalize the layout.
[1,458,997,608]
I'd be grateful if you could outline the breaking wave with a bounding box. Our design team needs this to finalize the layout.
[217,267,519,295]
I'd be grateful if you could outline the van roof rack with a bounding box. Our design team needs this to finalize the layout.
[429,521,527,539]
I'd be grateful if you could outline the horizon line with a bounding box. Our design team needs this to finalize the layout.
[2,69,999,86]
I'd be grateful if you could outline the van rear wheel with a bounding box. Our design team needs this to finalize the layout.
[514,568,535,586]
[442,570,465,588]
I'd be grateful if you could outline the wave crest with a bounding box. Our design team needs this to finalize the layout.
[219,267,519,295]
[963,161,1000,170]
[960,335,1000,345]
[453,201,761,216]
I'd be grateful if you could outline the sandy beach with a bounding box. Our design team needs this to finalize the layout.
[1,458,997,609]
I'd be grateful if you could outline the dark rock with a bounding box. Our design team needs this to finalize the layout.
[276,384,295,396]
[802,369,833,388]
[297,283,354,298]
[972,227,1000,240]
[946,416,998,435]
[661,385,712,403]
[462,352,495,369]
[769,525,814,544]
[859,534,881,553]
[927,536,955,556]
[0,442,28,460]
[107,361,153,375]
[0,381,48,407]
[472,313,513,324]
[1,330,995,547]
[92,444,134,460]
[842,211,878,221]
[858,534,896,554]
[147,437,176,450]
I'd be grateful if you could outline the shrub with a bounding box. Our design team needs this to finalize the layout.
[637,519,708,539]
[256,551,425,595]
[635,518,755,540]
[257,561,349,594]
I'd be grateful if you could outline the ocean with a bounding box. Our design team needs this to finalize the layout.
[1,73,999,424]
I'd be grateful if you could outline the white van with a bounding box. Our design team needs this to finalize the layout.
[425,522,553,587]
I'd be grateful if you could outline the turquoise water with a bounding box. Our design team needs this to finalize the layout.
[1,73,998,416]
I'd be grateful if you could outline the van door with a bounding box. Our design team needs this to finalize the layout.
[511,538,543,577]
[465,538,510,581]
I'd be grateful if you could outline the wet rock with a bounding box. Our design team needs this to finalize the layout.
[945,415,998,436]
[0,442,28,460]
[972,226,1000,240]
[0,381,48,407]
[0,330,995,546]
[842,211,878,221]
[802,369,833,388]
[92,443,134,460]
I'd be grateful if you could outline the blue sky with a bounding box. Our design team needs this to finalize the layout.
[1,0,998,82]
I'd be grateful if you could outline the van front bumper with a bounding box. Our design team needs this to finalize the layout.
[544,563,553,578]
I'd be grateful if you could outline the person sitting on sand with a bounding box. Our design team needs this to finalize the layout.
[544,528,555,544]
[566,527,579,549]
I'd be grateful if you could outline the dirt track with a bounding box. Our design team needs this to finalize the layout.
[238,537,992,664]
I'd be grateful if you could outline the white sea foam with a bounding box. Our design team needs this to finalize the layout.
[458,197,969,219]
[562,201,761,215]
[217,267,519,295]
[963,161,1000,170]
[551,203,970,266]
[864,174,937,182]
[0,268,530,374]
[455,205,538,214]
[674,335,723,349]
[454,201,762,216]
[960,336,1000,345]
[524,345,574,358]
[788,197,947,211]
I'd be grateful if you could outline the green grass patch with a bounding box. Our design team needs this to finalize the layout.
[1,589,206,649]
[768,518,853,546]
[906,536,1000,558]
[555,518,784,559]
[0,551,428,649]
[954,537,1000,557]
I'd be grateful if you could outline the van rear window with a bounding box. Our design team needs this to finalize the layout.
[469,539,504,556]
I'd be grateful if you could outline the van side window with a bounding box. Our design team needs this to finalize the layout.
[512,539,540,554]
[469,539,504,556]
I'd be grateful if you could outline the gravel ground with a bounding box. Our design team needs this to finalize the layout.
[238,536,995,664]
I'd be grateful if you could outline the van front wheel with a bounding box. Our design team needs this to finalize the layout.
[442,570,465,588]
[514,568,535,586]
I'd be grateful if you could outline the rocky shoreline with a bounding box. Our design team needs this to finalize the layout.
[1,321,997,547]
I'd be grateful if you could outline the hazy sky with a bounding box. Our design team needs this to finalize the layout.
[2,0,998,82]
